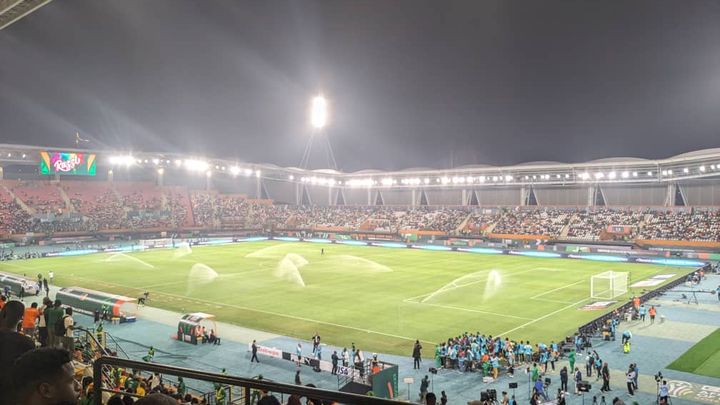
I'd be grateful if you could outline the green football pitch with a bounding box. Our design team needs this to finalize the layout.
[0,241,686,355]
[668,328,720,378]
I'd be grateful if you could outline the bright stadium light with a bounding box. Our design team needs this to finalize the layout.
[152,158,160,165]
[288,175,295,180]
[647,171,653,176]
[699,165,706,172]
[244,168,253,176]
[255,170,261,178]
[565,174,570,179]
[184,159,209,172]
[683,167,689,173]
[230,166,241,176]
[632,171,638,177]
[608,171,617,179]
[424,178,430,184]
[711,164,716,170]
[310,95,328,129]
[620,171,629,179]
[206,170,212,178]
[157,168,164,175]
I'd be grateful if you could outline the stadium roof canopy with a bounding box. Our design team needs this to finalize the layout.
[0,143,719,190]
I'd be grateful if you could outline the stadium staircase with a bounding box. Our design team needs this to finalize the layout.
[55,182,76,213]
[482,221,497,235]
[455,212,473,234]
[0,183,34,214]
[560,213,577,238]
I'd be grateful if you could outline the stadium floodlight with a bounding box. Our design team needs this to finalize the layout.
[620,171,629,179]
[110,155,135,166]
[594,172,604,179]
[711,165,716,170]
[244,168,253,176]
[206,170,212,177]
[184,159,209,172]
[505,175,513,182]
[565,174,570,179]
[229,166,241,176]
[668,169,673,175]
[288,175,295,180]
[647,171,653,176]
[152,158,160,165]
[424,178,430,184]
[255,170,261,178]
[683,167,689,173]
[608,171,617,179]
[699,165,706,172]
[381,177,394,186]
[157,168,164,175]
[310,95,328,129]
[479,176,486,183]
[466,176,474,183]
[632,171,638,177]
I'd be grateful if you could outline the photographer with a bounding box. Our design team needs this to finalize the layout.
[659,380,669,404]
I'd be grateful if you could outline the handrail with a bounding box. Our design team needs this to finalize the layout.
[93,356,403,405]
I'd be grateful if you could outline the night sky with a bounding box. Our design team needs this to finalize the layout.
[1,1,720,171]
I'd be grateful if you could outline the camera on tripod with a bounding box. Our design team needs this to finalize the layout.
[654,371,663,382]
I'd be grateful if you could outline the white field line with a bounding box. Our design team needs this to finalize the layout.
[530,297,576,305]
[407,266,541,304]
[405,301,534,320]
[498,297,590,337]
[64,274,436,345]
[530,280,585,299]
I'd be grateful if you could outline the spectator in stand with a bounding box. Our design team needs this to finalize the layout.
[12,348,81,405]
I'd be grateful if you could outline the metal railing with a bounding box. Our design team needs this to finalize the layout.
[93,356,404,405]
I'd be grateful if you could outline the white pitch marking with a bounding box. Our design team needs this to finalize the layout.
[498,297,590,337]
[530,280,585,299]
[63,274,436,345]
[406,301,534,320]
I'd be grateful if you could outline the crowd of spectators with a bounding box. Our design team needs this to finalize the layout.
[566,209,645,240]
[640,209,720,241]
[1,180,720,241]
[491,208,571,237]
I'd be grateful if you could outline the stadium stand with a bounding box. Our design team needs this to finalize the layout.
[0,178,719,243]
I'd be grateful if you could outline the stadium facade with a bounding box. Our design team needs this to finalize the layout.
[1,143,719,207]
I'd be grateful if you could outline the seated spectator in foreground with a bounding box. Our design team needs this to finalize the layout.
[1,301,37,403]
[12,348,81,405]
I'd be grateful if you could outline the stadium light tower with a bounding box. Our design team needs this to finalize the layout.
[310,95,328,130]
[300,93,337,170]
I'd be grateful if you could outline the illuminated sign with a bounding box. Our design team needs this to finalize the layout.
[39,151,96,176]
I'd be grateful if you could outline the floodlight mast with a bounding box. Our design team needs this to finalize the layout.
[300,94,337,170]
[311,95,328,129]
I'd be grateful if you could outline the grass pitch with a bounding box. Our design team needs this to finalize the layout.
[1,241,685,355]
[668,328,720,378]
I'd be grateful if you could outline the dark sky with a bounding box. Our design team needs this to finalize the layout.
[1,1,720,171]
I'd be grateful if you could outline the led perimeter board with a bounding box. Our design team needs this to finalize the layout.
[39,151,97,176]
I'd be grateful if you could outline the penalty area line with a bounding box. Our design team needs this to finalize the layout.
[405,301,534,320]
[530,280,584,299]
[497,297,590,337]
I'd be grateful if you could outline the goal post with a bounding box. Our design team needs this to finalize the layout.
[590,271,628,300]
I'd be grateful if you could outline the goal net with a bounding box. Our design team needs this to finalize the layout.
[590,271,628,300]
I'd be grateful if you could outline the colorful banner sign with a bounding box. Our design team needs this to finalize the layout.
[39,151,96,176]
